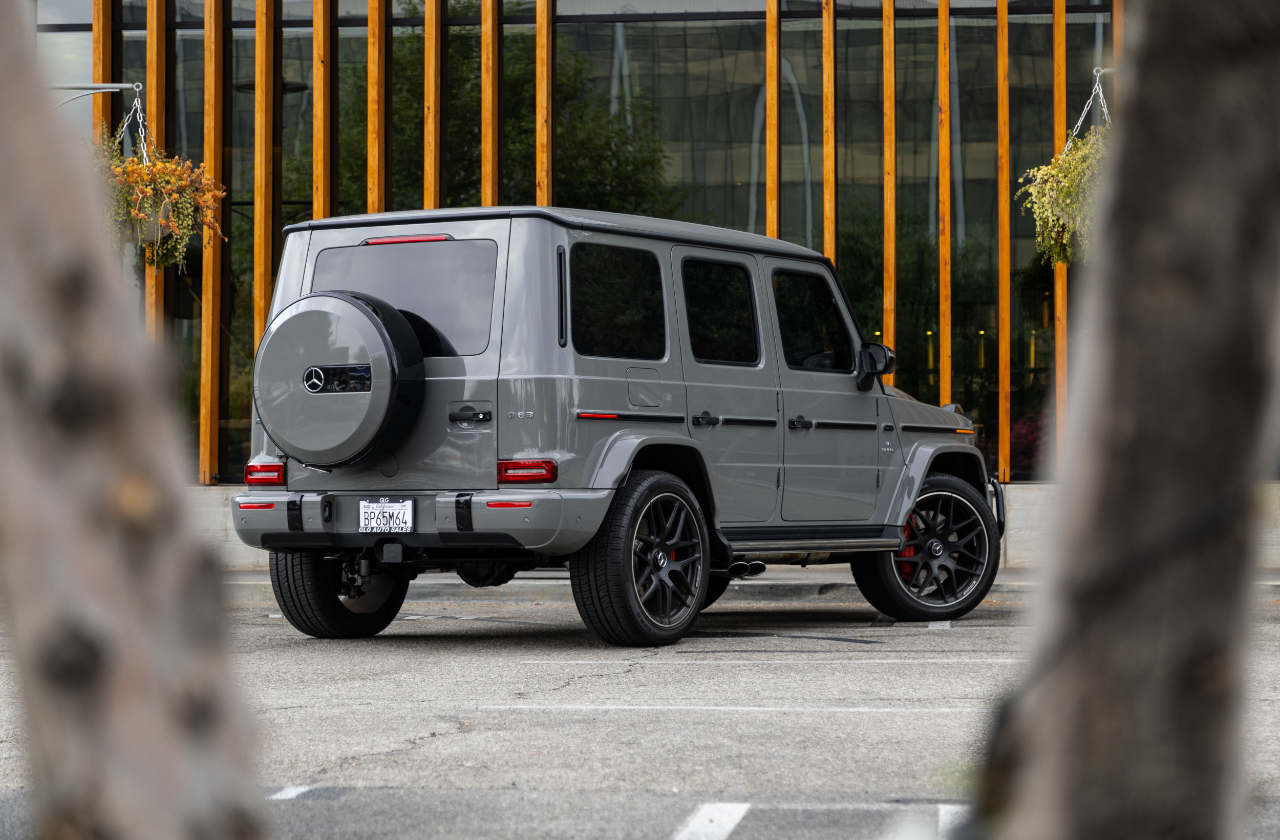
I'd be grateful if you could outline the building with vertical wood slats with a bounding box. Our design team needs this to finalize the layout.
[34,0,1120,485]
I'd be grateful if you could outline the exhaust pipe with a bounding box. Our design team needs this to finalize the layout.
[746,560,767,578]
[727,560,750,578]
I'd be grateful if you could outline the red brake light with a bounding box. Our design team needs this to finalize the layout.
[497,460,557,484]
[487,500,534,508]
[238,502,275,510]
[364,234,450,245]
[245,462,286,486]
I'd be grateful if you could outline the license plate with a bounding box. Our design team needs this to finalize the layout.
[358,498,414,533]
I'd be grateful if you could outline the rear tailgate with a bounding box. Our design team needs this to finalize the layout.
[285,218,510,492]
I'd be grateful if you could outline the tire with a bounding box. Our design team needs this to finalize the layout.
[569,470,710,646]
[269,550,409,638]
[700,576,731,612]
[456,562,519,588]
[852,473,1000,622]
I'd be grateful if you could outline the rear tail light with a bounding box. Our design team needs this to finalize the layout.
[245,462,286,486]
[497,460,557,484]
[238,502,275,510]
[487,501,534,508]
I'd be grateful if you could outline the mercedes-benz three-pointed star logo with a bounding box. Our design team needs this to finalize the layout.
[303,367,325,393]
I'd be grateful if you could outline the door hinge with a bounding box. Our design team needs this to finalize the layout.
[776,468,781,488]
[776,391,781,412]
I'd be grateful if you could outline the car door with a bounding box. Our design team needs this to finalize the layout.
[671,246,781,522]
[763,258,880,522]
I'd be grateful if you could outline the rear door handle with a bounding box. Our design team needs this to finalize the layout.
[449,410,493,422]
[788,417,814,430]
[692,412,721,426]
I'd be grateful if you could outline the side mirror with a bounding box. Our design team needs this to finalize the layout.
[857,343,896,391]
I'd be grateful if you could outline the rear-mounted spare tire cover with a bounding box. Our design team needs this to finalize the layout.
[254,291,424,469]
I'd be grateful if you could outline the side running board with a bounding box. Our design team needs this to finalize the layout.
[721,525,903,555]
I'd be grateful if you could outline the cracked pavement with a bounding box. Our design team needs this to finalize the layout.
[3,592,1280,838]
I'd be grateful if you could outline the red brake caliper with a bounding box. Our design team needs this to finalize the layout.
[896,524,915,580]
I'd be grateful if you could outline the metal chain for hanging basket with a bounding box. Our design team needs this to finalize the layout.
[1062,66,1115,154]
[113,91,156,164]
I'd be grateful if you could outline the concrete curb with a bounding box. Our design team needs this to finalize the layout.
[222,578,1280,605]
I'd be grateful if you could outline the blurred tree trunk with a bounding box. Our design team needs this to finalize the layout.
[975,2,1280,838]
[0,2,261,838]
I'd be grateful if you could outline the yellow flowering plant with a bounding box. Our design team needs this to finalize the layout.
[1016,124,1110,266]
[94,129,226,270]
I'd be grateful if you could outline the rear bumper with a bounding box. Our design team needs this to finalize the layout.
[229,489,612,555]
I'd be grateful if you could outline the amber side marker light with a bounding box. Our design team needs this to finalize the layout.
[245,462,286,485]
[487,501,534,508]
[238,502,276,510]
[498,460,558,484]
[364,234,451,245]
[955,429,976,435]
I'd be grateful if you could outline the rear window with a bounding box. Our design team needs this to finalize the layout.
[681,258,759,366]
[570,243,666,360]
[312,238,499,356]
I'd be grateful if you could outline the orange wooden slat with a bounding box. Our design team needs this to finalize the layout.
[200,0,224,485]
[424,0,444,208]
[882,0,896,384]
[997,0,1010,483]
[314,0,332,218]
[253,0,274,349]
[91,0,110,138]
[480,0,500,206]
[938,0,951,407]
[368,0,386,213]
[1053,0,1067,469]
[765,0,780,239]
[536,0,555,206]
[144,0,166,343]
[822,0,836,262]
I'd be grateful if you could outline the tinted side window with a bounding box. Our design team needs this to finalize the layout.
[312,239,499,356]
[682,259,759,365]
[772,270,854,372]
[571,243,666,360]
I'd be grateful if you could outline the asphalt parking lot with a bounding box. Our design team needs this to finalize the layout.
[3,569,1280,839]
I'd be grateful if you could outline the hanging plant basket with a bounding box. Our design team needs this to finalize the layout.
[1018,68,1114,266]
[94,98,225,271]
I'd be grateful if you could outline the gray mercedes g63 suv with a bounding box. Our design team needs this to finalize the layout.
[233,207,1004,646]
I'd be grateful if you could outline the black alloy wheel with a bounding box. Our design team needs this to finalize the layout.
[852,473,999,622]
[570,470,710,646]
[631,493,704,627]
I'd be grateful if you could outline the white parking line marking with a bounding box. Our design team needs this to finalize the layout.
[482,704,980,714]
[938,803,970,838]
[267,785,312,801]
[671,803,751,840]
[519,659,1024,666]
[929,621,951,629]
[267,614,282,619]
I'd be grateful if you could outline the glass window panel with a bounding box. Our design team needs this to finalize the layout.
[336,26,368,215]
[772,270,853,372]
[221,30,256,481]
[174,0,202,23]
[1008,13,1053,480]
[120,0,146,24]
[282,0,313,20]
[557,1,766,13]
[446,23,481,207]
[281,29,314,226]
[894,15,939,405]
[173,32,204,162]
[35,0,92,24]
[555,19,763,228]
[570,243,666,361]
[338,0,367,18]
[949,16,998,471]
[313,240,500,356]
[231,0,254,22]
[780,19,823,253]
[502,23,536,206]
[834,18,883,341]
[682,259,759,366]
[37,33,93,141]
[388,23,424,211]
